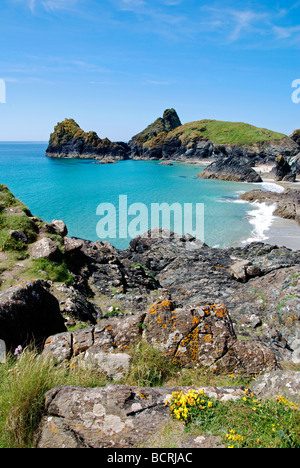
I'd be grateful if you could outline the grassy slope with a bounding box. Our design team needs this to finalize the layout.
[141,119,288,150]
[168,119,287,146]
[0,184,74,290]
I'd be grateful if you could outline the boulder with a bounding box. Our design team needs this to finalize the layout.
[43,301,279,375]
[63,237,84,253]
[51,220,68,237]
[9,230,28,244]
[142,301,278,375]
[288,152,300,175]
[0,280,66,350]
[36,384,245,448]
[81,346,131,381]
[31,237,60,260]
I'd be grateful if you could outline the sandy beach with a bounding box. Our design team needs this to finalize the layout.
[179,158,300,250]
[250,163,300,251]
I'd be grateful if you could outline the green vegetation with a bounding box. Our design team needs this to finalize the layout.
[0,341,255,448]
[169,119,287,146]
[28,258,74,285]
[1,345,297,449]
[0,349,109,448]
[165,388,300,448]
[0,184,75,290]
[48,118,120,151]
[0,185,37,252]
[137,117,287,152]
[48,118,81,147]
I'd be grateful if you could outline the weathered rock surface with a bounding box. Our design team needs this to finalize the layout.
[251,371,300,404]
[0,280,66,350]
[30,237,61,260]
[274,155,296,182]
[81,347,131,381]
[288,153,300,175]
[197,156,263,183]
[143,301,278,374]
[44,300,279,375]
[36,384,245,448]
[50,220,68,237]
[119,232,300,363]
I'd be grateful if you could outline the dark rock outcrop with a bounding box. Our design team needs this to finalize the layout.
[290,129,300,147]
[46,119,130,160]
[46,113,299,162]
[197,156,263,183]
[128,108,182,160]
[288,153,300,175]
[274,155,296,182]
[0,280,66,350]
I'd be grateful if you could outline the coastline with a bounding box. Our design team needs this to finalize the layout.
[244,165,300,251]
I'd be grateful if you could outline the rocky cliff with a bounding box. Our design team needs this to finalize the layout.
[46,119,130,160]
[46,111,300,163]
[130,117,299,162]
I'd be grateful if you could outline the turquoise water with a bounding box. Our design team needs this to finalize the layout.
[0,142,260,249]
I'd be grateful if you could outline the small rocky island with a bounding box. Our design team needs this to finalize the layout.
[46,109,300,166]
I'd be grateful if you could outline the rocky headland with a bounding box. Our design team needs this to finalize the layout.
[46,110,300,168]
[45,118,130,160]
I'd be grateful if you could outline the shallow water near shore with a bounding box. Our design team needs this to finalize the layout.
[0,142,297,250]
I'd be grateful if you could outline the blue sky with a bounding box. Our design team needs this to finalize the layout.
[0,0,300,141]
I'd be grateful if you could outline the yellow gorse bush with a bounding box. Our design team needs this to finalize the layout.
[165,389,216,424]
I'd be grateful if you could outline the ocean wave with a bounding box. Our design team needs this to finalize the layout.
[243,202,277,243]
[217,196,248,204]
[260,182,284,193]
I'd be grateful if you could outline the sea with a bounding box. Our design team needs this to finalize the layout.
[0,142,281,250]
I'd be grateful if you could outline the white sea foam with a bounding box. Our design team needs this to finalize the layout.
[260,182,284,193]
[217,196,248,204]
[243,202,277,243]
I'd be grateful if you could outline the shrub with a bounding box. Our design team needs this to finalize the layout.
[165,388,300,448]
[28,258,74,284]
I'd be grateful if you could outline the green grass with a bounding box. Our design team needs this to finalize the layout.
[27,258,75,284]
[166,388,300,449]
[168,119,287,146]
[0,344,298,449]
[0,349,110,448]
[0,185,38,252]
